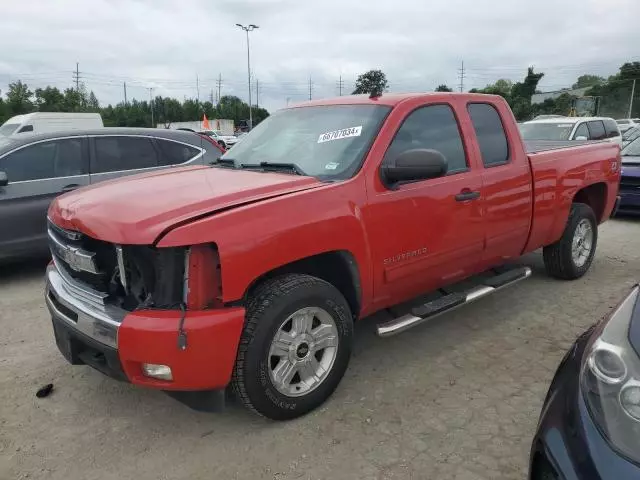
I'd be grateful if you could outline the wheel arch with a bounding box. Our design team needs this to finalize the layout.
[572,182,608,223]
[243,250,362,319]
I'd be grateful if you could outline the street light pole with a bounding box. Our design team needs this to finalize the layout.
[236,23,259,130]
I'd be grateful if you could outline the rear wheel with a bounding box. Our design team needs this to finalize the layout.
[543,202,597,280]
[232,274,353,420]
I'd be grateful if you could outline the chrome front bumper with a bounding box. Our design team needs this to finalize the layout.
[45,262,126,349]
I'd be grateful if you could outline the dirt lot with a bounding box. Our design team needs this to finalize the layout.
[1,218,639,480]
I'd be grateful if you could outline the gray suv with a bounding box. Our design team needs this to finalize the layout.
[0,128,223,261]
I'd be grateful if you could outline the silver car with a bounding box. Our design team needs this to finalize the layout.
[0,128,223,261]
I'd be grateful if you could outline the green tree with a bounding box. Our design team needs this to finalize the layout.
[352,69,388,96]
[87,91,100,110]
[572,74,605,89]
[6,81,34,115]
[619,62,640,80]
[435,84,453,92]
[0,92,7,124]
[35,86,65,111]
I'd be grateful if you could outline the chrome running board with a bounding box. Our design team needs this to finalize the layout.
[376,266,532,337]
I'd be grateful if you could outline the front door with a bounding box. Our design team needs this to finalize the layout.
[0,137,89,258]
[363,102,485,308]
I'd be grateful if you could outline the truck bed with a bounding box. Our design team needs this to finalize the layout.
[524,139,593,154]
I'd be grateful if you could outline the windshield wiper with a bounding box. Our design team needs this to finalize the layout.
[209,158,237,168]
[253,162,307,176]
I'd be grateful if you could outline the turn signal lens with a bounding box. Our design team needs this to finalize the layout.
[141,363,173,381]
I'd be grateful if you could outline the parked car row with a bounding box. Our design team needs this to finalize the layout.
[0,128,223,261]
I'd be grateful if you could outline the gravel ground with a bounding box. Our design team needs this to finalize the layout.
[1,218,639,480]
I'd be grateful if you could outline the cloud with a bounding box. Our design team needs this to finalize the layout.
[1,0,638,113]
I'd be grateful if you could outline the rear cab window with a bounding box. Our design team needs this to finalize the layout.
[383,104,468,174]
[467,103,509,167]
[92,136,158,173]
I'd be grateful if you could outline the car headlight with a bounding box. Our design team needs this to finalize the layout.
[581,285,640,463]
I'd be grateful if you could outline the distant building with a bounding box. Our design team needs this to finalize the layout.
[531,87,590,105]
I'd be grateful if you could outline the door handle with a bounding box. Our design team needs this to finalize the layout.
[61,184,80,193]
[455,190,480,202]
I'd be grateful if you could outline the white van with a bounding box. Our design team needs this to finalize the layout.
[0,112,103,137]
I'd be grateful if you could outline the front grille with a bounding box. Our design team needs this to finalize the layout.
[47,220,116,292]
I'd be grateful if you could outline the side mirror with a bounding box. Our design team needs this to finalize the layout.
[0,171,7,187]
[381,149,448,187]
[575,135,588,141]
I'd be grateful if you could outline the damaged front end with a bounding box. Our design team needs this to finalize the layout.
[48,220,222,313]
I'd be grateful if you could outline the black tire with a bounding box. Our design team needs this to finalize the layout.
[232,274,353,420]
[217,140,226,149]
[543,202,597,280]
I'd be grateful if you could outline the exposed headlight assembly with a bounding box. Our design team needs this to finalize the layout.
[581,285,640,463]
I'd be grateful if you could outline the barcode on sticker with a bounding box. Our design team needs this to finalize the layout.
[318,126,362,143]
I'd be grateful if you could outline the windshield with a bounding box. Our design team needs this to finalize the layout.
[220,105,391,179]
[0,123,20,136]
[519,122,575,141]
[621,137,640,160]
[213,130,224,136]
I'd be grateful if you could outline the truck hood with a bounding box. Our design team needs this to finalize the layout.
[48,165,322,245]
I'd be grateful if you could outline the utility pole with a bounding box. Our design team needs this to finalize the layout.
[337,75,345,96]
[255,78,259,108]
[216,73,223,103]
[286,97,291,107]
[148,87,154,128]
[209,89,214,104]
[458,60,465,92]
[236,24,259,129]
[628,78,637,118]
[123,82,127,105]
[196,74,200,111]
[309,77,313,100]
[72,62,81,91]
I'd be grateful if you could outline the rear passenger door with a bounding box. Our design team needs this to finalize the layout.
[89,135,159,184]
[0,137,89,256]
[466,103,533,265]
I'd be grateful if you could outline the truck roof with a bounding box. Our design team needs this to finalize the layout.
[289,92,504,108]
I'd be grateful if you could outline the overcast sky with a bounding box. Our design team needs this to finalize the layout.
[1,0,639,113]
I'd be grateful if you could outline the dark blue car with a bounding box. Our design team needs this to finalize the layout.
[530,285,640,479]
[618,137,640,215]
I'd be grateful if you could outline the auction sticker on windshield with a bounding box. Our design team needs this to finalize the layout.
[318,126,362,143]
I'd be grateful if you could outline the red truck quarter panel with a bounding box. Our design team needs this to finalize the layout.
[118,307,245,390]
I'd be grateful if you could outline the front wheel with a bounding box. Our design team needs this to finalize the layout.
[232,274,353,420]
[217,140,226,149]
[543,202,598,280]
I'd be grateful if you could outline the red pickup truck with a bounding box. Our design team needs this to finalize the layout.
[45,93,620,419]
